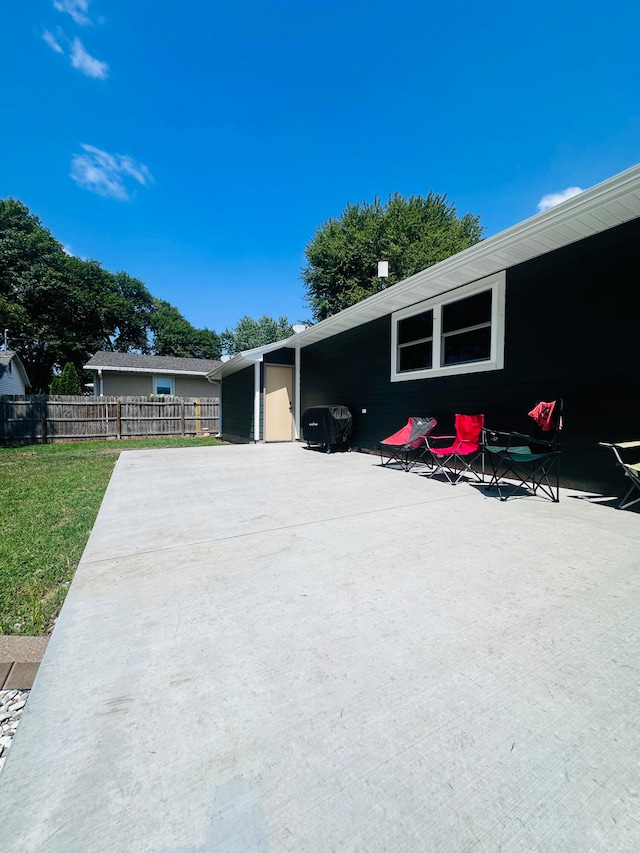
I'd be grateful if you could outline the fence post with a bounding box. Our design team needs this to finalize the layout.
[180,400,185,437]
[41,399,48,444]
[116,399,121,440]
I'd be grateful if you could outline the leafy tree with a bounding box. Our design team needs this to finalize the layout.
[0,199,158,388]
[1,197,232,387]
[302,191,484,321]
[50,361,82,395]
[108,271,155,352]
[0,198,68,390]
[222,315,294,356]
[149,300,221,359]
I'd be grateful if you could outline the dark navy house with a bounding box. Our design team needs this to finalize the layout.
[210,165,640,493]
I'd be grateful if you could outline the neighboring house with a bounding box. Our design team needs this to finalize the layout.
[210,163,640,493]
[0,350,31,395]
[84,352,222,399]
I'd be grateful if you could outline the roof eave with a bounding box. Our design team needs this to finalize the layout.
[84,364,217,378]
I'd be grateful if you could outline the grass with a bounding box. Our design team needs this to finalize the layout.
[0,436,224,635]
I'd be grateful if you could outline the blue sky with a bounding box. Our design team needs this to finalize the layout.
[1,1,639,334]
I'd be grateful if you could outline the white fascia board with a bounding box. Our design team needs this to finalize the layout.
[208,338,300,379]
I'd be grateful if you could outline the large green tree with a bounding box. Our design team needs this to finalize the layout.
[0,198,68,389]
[0,199,160,388]
[221,315,293,356]
[302,191,484,321]
[149,299,221,359]
[0,198,223,388]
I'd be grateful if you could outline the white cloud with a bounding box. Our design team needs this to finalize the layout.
[53,0,92,26]
[537,186,583,212]
[43,29,64,53]
[70,144,154,201]
[70,37,109,79]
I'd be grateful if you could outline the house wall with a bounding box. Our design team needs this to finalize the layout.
[0,361,27,395]
[221,365,255,443]
[99,373,219,398]
[300,219,640,493]
[264,347,295,365]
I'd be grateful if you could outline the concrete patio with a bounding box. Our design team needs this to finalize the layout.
[0,442,638,852]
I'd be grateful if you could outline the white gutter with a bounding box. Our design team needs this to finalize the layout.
[254,362,261,442]
[294,353,301,439]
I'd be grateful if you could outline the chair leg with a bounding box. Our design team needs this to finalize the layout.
[428,452,483,485]
[530,457,560,502]
[487,455,560,502]
[618,480,640,510]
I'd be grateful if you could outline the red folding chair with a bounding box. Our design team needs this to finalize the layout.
[424,414,485,484]
[379,416,437,472]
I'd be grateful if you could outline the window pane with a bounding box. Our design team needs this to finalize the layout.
[398,310,433,345]
[442,327,491,365]
[442,291,492,334]
[399,341,433,372]
[155,378,173,395]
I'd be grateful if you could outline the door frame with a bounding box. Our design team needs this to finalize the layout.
[263,364,295,442]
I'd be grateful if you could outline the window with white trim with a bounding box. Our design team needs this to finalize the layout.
[391,272,505,381]
[153,376,175,395]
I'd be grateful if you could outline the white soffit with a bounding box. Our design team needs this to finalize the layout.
[291,164,640,347]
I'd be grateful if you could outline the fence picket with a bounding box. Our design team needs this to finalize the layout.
[0,395,220,444]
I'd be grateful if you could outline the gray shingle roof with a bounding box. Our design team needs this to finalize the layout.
[84,351,222,375]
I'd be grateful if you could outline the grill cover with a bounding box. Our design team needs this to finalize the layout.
[301,405,353,447]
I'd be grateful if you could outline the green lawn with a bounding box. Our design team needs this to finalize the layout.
[0,437,224,635]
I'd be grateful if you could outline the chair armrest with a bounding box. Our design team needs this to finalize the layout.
[600,441,640,466]
[426,434,456,446]
[486,430,554,450]
[600,440,640,449]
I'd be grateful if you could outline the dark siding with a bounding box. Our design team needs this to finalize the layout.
[264,347,295,365]
[301,219,640,493]
[221,366,254,443]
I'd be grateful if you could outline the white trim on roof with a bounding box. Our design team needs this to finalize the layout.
[209,338,298,380]
[86,365,216,378]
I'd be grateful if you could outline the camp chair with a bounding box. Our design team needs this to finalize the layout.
[379,416,437,472]
[485,400,563,502]
[423,414,485,484]
[599,441,640,510]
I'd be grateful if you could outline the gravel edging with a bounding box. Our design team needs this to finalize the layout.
[0,689,29,775]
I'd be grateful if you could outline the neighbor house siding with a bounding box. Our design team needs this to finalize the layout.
[100,373,218,397]
[221,366,255,443]
[174,377,220,397]
[0,364,27,395]
[300,219,640,492]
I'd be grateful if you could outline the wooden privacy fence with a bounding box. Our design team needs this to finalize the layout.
[0,395,220,444]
